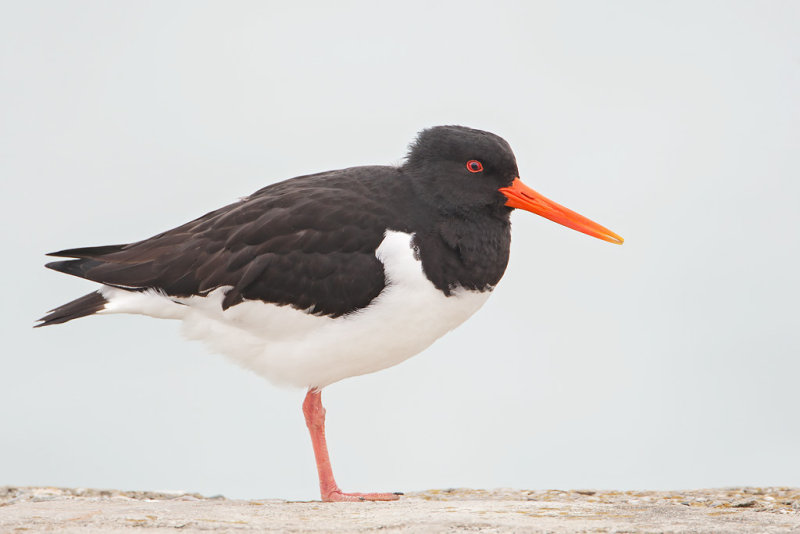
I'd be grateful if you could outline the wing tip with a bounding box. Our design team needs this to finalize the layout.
[46,244,127,259]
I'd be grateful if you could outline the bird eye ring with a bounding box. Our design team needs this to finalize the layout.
[466,160,483,173]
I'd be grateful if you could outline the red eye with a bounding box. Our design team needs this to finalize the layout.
[466,160,483,173]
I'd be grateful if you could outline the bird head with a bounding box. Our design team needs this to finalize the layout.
[404,125,623,245]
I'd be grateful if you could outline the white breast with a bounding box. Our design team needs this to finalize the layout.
[99,231,492,389]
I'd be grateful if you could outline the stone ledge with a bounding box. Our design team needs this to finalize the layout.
[2,486,798,533]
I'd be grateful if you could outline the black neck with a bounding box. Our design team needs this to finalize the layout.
[410,212,511,295]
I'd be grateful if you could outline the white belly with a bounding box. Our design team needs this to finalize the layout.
[99,231,492,389]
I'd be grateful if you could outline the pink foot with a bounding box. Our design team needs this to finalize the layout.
[322,490,402,502]
[303,389,403,503]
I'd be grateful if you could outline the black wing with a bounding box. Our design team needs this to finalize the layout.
[45,167,406,318]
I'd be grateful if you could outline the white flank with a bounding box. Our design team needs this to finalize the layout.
[99,231,492,389]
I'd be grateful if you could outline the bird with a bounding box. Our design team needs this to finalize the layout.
[37,125,623,502]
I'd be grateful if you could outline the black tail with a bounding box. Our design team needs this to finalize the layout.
[35,291,108,328]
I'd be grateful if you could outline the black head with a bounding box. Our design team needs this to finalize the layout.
[403,125,519,216]
[402,125,625,245]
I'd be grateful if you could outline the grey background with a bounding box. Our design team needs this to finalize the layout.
[1,1,798,500]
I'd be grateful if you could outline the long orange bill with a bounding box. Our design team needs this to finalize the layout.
[499,178,624,245]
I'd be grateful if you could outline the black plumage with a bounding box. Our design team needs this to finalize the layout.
[39,126,520,325]
[36,291,107,327]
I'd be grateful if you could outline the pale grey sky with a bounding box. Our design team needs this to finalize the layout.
[1,1,798,500]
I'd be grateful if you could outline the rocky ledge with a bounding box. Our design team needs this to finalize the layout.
[2,486,799,533]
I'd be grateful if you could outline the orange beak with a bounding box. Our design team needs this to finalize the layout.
[499,178,623,245]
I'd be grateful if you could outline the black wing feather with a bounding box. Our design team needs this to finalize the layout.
[44,167,409,318]
[47,244,128,259]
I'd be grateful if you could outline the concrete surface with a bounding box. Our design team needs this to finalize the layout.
[1,486,799,533]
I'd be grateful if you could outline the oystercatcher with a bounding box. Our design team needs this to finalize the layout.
[37,126,623,502]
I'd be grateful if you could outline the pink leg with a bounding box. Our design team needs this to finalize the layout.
[302,389,401,502]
